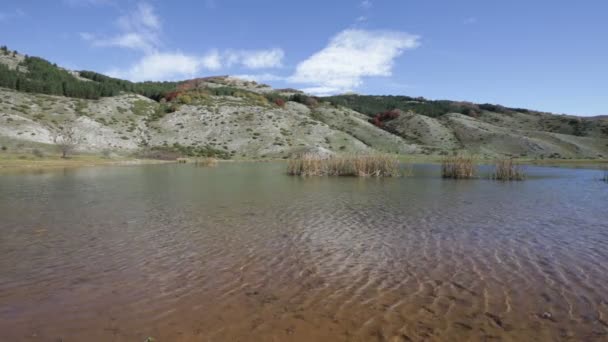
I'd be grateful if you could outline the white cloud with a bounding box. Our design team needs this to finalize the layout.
[201,50,222,71]
[89,32,154,51]
[108,50,285,82]
[81,2,160,52]
[360,0,372,9]
[225,48,284,69]
[233,73,285,82]
[290,29,420,94]
[118,2,160,32]
[80,2,284,81]
[107,52,204,81]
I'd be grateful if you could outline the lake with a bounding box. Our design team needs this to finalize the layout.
[1,163,607,341]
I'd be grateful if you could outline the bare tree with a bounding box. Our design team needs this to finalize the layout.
[53,121,80,158]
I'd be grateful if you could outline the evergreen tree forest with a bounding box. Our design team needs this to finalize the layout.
[0,47,178,101]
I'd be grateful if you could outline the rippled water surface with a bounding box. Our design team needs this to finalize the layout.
[1,163,607,341]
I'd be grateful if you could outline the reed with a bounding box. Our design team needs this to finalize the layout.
[195,157,218,167]
[492,158,525,181]
[287,153,401,177]
[441,154,476,179]
[602,167,608,182]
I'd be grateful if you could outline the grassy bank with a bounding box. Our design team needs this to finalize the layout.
[0,152,171,171]
[398,154,608,169]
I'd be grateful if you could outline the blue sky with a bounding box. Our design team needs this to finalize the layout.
[0,0,606,116]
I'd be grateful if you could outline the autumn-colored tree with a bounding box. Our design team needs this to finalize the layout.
[369,109,401,127]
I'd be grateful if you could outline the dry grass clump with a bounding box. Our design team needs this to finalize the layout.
[195,157,218,167]
[441,154,476,179]
[287,153,401,177]
[492,158,525,181]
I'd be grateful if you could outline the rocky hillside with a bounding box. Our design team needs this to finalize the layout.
[1,46,607,160]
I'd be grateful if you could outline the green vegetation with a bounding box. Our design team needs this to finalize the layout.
[144,143,231,160]
[0,151,167,170]
[0,52,177,100]
[324,94,538,118]
[287,153,401,177]
[131,100,154,116]
[441,154,476,179]
[492,158,525,181]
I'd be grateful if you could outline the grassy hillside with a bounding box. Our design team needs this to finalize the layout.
[1,45,607,161]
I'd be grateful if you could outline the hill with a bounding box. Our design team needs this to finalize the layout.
[1,46,607,160]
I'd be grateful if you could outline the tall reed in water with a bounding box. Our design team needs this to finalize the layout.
[287,153,402,177]
[441,154,476,179]
[195,157,218,167]
[603,167,608,182]
[492,158,525,181]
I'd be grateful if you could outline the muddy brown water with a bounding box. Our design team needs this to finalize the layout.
[1,163,607,341]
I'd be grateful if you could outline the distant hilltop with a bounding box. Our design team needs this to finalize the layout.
[1,45,607,160]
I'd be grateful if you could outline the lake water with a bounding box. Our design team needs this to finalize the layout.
[1,163,607,341]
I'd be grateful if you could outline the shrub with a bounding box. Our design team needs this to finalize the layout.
[287,153,402,177]
[441,154,476,179]
[492,158,525,181]
[140,143,231,160]
[275,98,285,107]
[32,148,44,158]
[177,94,192,105]
[369,109,401,127]
[1,146,6,151]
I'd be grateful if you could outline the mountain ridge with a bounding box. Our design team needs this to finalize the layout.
[1,46,607,160]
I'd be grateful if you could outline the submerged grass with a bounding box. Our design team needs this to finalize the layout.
[287,153,402,177]
[441,154,476,179]
[492,158,525,181]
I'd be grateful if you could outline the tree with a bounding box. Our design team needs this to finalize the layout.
[52,121,80,158]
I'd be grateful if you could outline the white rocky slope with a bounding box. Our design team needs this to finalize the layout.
[0,87,419,158]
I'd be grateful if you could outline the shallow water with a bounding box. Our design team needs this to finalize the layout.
[1,163,607,341]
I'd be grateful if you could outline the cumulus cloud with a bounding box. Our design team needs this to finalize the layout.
[233,73,285,82]
[201,50,222,71]
[359,0,373,9]
[80,2,284,81]
[105,48,284,81]
[81,2,160,52]
[290,29,420,94]
[106,52,203,81]
[225,48,284,69]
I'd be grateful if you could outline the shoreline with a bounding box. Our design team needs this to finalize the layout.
[0,153,174,172]
[1,153,606,172]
